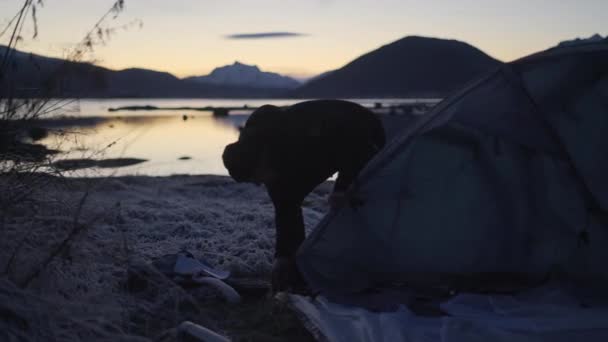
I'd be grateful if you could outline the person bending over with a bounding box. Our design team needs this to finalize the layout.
[222,100,386,291]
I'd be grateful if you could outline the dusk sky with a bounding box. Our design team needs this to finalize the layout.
[1,0,606,79]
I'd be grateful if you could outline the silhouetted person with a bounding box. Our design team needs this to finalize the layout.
[222,100,385,291]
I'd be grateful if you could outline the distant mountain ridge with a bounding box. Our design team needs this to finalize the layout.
[303,70,335,84]
[3,36,504,98]
[185,61,300,89]
[0,46,289,98]
[557,33,606,47]
[293,36,503,98]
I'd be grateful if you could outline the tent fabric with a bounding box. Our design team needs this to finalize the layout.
[297,40,608,299]
[289,284,608,342]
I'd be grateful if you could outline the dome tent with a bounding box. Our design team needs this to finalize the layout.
[296,39,608,298]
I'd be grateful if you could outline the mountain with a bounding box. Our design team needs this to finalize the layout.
[185,61,300,89]
[302,70,335,84]
[0,46,289,98]
[293,36,503,98]
[557,33,606,47]
[2,36,503,99]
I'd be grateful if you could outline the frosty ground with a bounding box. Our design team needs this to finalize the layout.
[1,174,332,341]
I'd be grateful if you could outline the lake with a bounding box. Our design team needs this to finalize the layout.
[39,98,437,176]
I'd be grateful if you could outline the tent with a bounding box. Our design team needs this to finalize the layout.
[290,38,608,342]
[297,39,608,299]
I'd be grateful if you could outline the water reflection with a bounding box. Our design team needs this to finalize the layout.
[34,98,437,176]
[40,114,241,176]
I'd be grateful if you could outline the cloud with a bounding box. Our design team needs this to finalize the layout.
[224,32,308,40]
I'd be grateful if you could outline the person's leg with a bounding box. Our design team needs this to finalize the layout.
[272,205,306,291]
[267,181,316,292]
[272,198,305,259]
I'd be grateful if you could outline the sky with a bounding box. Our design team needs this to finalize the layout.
[1,0,606,80]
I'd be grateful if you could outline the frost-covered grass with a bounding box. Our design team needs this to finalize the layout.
[1,174,330,341]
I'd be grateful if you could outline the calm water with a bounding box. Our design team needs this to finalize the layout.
[39,98,437,176]
[55,98,436,118]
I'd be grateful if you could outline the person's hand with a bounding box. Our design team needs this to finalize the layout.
[272,257,305,293]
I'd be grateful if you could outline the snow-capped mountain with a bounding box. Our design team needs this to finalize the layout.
[185,61,301,89]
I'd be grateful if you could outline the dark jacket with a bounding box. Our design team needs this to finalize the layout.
[223,99,385,257]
